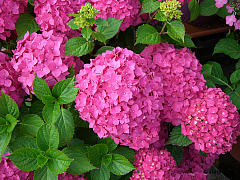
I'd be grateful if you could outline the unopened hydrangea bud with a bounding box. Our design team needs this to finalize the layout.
[159,0,182,20]
[74,2,99,28]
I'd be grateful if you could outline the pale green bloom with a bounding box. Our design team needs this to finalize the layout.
[159,0,182,20]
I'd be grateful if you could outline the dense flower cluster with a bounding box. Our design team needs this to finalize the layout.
[11,31,75,94]
[131,148,177,180]
[58,173,85,180]
[0,0,28,40]
[75,47,164,150]
[0,53,25,106]
[141,43,207,126]
[181,88,240,154]
[90,0,142,31]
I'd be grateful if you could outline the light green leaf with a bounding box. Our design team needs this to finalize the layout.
[167,21,185,42]
[136,24,161,45]
[200,0,219,16]
[8,148,41,171]
[15,13,40,40]
[102,154,112,167]
[42,103,60,125]
[6,114,18,133]
[108,154,135,175]
[95,46,114,56]
[166,126,193,146]
[10,136,38,150]
[37,153,49,168]
[91,163,110,180]
[67,19,81,30]
[0,117,7,134]
[88,144,108,167]
[188,0,200,22]
[93,32,107,43]
[65,37,94,57]
[52,78,79,104]
[112,146,136,163]
[213,38,240,59]
[0,92,19,118]
[0,132,11,161]
[166,145,184,165]
[154,11,167,22]
[37,124,59,151]
[46,149,73,174]
[34,166,58,180]
[141,0,160,14]
[95,18,108,26]
[82,26,93,40]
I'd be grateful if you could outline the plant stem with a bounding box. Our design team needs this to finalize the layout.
[160,21,168,34]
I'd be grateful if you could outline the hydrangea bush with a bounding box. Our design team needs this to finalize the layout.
[0,0,239,180]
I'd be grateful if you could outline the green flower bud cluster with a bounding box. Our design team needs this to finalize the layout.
[74,2,99,28]
[159,0,182,20]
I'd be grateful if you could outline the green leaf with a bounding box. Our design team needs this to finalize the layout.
[141,0,160,14]
[200,0,219,16]
[108,154,135,175]
[0,92,19,118]
[33,74,52,103]
[167,21,185,42]
[42,103,60,125]
[65,37,94,57]
[10,136,38,150]
[46,149,73,174]
[188,0,200,22]
[96,18,108,26]
[0,117,7,134]
[166,145,184,165]
[37,153,49,168]
[102,154,112,167]
[98,137,118,152]
[176,35,196,48]
[34,166,58,180]
[93,32,107,43]
[201,62,229,86]
[213,38,240,59]
[226,86,240,110]
[62,147,96,175]
[154,11,167,22]
[230,69,240,84]
[95,46,115,56]
[91,163,110,180]
[19,114,44,137]
[96,18,122,40]
[8,148,41,171]
[6,114,18,133]
[67,19,81,30]
[166,126,193,146]
[200,150,208,157]
[216,4,230,18]
[112,146,136,163]
[0,132,11,161]
[52,77,79,104]
[82,26,93,40]
[88,144,108,167]
[29,100,44,117]
[136,24,161,45]
[15,13,40,40]
[37,124,59,151]
[55,108,74,147]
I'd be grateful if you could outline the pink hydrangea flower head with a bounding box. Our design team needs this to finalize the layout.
[181,88,240,154]
[75,47,164,150]
[141,43,207,126]
[234,19,240,30]
[215,0,227,8]
[89,0,142,31]
[11,31,78,94]
[131,148,177,180]
[226,4,234,13]
[0,153,33,180]
[34,0,86,36]
[0,53,25,106]
[226,14,237,26]
[0,0,28,40]
[59,172,85,180]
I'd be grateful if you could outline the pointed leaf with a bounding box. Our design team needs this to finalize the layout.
[188,0,200,22]
[0,132,11,161]
[34,166,58,180]
[95,46,114,56]
[166,145,184,165]
[166,126,192,146]
[6,114,18,133]
[42,103,60,125]
[82,26,93,40]
[10,136,38,150]
[136,24,161,45]
[91,163,110,180]
[141,0,160,14]
[0,92,19,118]
[167,21,185,42]
[88,144,108,167]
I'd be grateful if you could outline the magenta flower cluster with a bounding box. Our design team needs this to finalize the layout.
[0,0,28,40]
[75,47,164,150]
[181,88,240,154]
[10,30,75,94]
[0,53,25,106]
[141,43,207,126]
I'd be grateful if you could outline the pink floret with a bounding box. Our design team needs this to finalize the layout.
[75,47,164,150]
[141,43,207,126]
[0,0,28,40]
[181,88,240,154]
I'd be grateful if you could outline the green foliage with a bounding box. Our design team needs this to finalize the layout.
[0,92,19,119]
[200,0,219,16]
[0,132,11,161]
[167,21,185,42]
[141,0,160,14]
[136,24,161,44]
[95,46,115,56]
[155,11,167,22]
[42,103,60,125]
[82,26,93,40]
[112,146,136,163]
[93,32,107,43]
[166,145,184,165]
[15,13,40,40]
[188,0,200,21]
[91,163,110,180]
[10,136,38,150]
[88,144,109,167]
[230,69,240,84]
[98,137,118,152]
[166,126,193,146]
[34,166,58,180]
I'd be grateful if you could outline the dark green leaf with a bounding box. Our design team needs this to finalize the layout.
[62,147,96,175]
[33,74,52,103]
[177,35,196,48]
[98,137,118,152]
[10,136,38,150]
[55,108,74,147]
[166,145,184,165]
[88,144,108,167]
[82,26,93,40]
[46,149,73,174]
[112,146,136,163]
[108,154,135,175]
[6,114,18,133]
[102,154,112,167]
[65,37,94,57]
[42,103,60,125]
[188,0,200,21]
[200,150,208,157]
[136,24,161,45]
[91,163,110,180]
[226,87,240,110]
[19,114,44,137]
[166,126,193,146]
[95,46,115,56]
[200,0,219,16]
[230,69,240,84]
[93,32,107,43]
[0,117,7,134]
[67,19,81,30]
[37,153,48,168]
[34,166,58,180]
[167,21,185,42]
[52,78,79,104]
[0,132,11,161]
[0,92,19,118]
[15,13,40,40]
[141,0,160,14]
[29,100,44,117]
[214,38,240,59]
[8,148,41,171]
[216,4,230,18]
[37,124,59,151]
